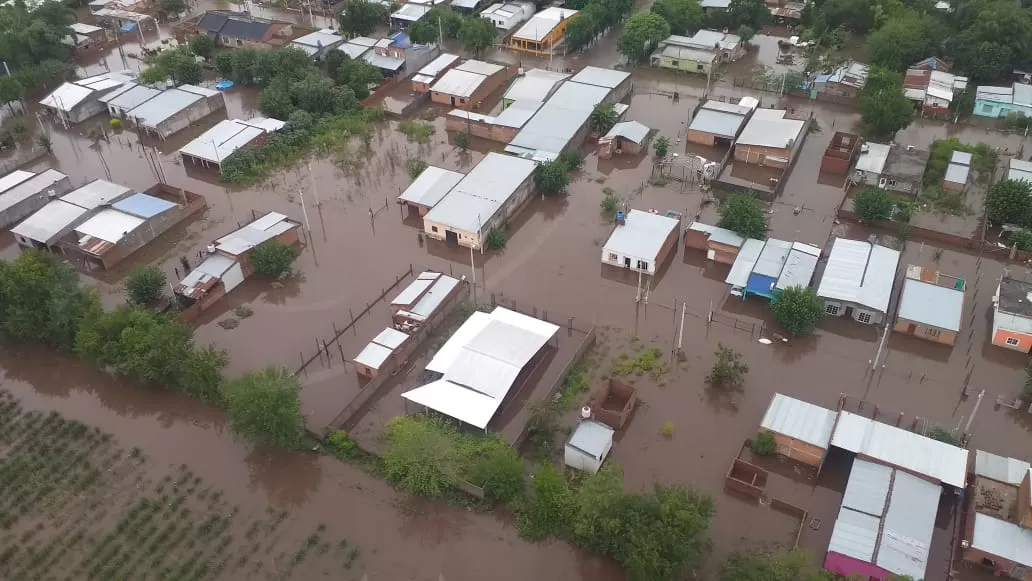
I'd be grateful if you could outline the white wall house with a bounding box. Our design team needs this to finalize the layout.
[816,238,901,325]
[564,420,614,473]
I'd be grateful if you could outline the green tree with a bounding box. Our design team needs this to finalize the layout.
[469,438,524,502]
[454,131,470,151]
[0,251,92,349]
[653,135,670,158]
[0,75,25,114]
[563,10,598,52]
[721,549,838,581]
[516,462,573,539]
[383,415,463,497]
[770,285,825,336]
[336,56,383,100]
[726,0,770,30]
[139,65,168,85]
[867,16,934,72]
[407,158,428,179]
[859,67,913,139]
[589,102,618,134]
[705,344,748,388]
[459,16,496,57]
[617,12,670,64]
[1008,229,1032,251]
[986,179,1032,226]
[258,82,294,119]
[154,47,202,85]
[178,345,228,404]
[751,431,776,455]
[736,24,755,45]
[535,160,570,195]
[650,0,703,35]
[853,187,895,222]
[407,20,438,45]
[425,7,464,39]
[249,240,297,278]
[485,228,507,249]
[123,265,167,306]
[160,0,187,15]
[717,193,767,239]
[221,366,305,448]
[338,0,388,36]
[188,34,215,60]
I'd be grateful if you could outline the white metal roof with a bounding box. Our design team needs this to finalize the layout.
[291,29,344,54]
[689,108,748,139]
[39,71,135,111]
[503,69,568,102]
[602,210,679,263]
[700,0,730,7]
[179,119,265,164]
[704,100,754,115]
[827,507,881,561]
[567,420,614,457]
[687,221,744,248]
[392,271,440,306]
[777,242,821,290]
[61,180,132,210]
[0,170,67,214]
[817,238,900,313]
[658,44,716,62]
[391,3,430,21]
[876,470,939,579]
[971,512,1032,567]
[423,153,536,234]
[74,209,145,243]
[492,99,541,128]
[0,170,34,194]
[427,311,492,373]
[604,121,649,144]
[417,53,460,77]
[897,277,964,332]
[403,379,500,429]
[215,212,297,256]
[506,81,609,159]
[70,22,103,34]
[431,69,488,98]
[753,238,791,278]
[570,66,629,89]
[830,411,969,488]
[736,116,804,148]
[664,29,740,51]
[855,142,891,174]
[975,450,1031,486]
[976,84,1013,103]
[11,200,88,243]
[354,341,394,369]
[944,161,969,185]
[725,237,764,287]
[456,59,504,77]
[759,393,837,448]
[407,275,461,319]
[398,166,464,207]
[951,150,972,166]
[842,459,892,516]
[511,7,577,42]
[177,253,236,294]
[127,86,209,128]
[1009,158,1032,183]
[372,327,409,349]
[102,83,161,110]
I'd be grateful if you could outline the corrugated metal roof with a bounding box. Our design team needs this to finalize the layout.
[339,42,370,59]
[432,69,487,98]
[827,507,881,562]
[391,3,430,20]
[506,81,608,158]
[604,121,649,144]
[725,238,765,287]
[392,275,436,306]
[291,29,344,54]
[11,200,88,243]
[876,470,939,579]
[776,242,820,289]
[0,170,67,214]
[74,209,145,243]
[1009,158,1032,183]
[503,69,569,102]
[830,411,969,488]
[944,162,970,185]
[689,108,747,138]
[897,277,964,331]
[976,84,1013,103]
[372,327,409,349]
[1013,83,1032,108]
[179,118,281,164]
[687,221,744,247]
[855,143,891,174]
[753,238,792,278]
[102,83,162,110]
[567,420,614,457]
[737,116,804,148]
[423,153,536,234]
[569,66,629,89]
[841,459,892,516]
[177,253,236,297]
[354,341,394,369]
[492,99,541,128]
[362,51,405,71]
[659,44,715,62]
[816,238,900,313]
[0,170,35,194]
[511,7,577,42]
[975,450,1031,485]
[971,512,1032,567]
[127,86,211,128]
[602,210,679,262]
[664,29,740,51]
[456,59,504,77]
[398,166,464,207]
[408,275,460,318]
[62,180,132,210]
[112,192,177,219]
[39,71,135,111]
[417,53,460,77]
[445,348,522,398]
[759,393,837,448]
[215,212,297,256]
[951,150,972,166]
[402,379,499,429]
[427,311,492,373]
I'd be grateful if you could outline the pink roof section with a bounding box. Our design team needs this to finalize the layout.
[824,551,892,580]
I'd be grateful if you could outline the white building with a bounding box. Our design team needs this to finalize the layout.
[502,68,569,105]
[816,238,901,324]
[39,71,136,125]
[565,420,614,473]
[290,28,346,59]
[179,117,286,169]
[601,210,680,274]
[480,1,535,30]
[0,170,72,230]
[397,166,464,217]
[10,179,134,250]
[119,84,225,139]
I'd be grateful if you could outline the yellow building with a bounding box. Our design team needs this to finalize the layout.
[508,7,578,55]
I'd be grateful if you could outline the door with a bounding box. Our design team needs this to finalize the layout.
[445,230,459,245]
[450,96,456,106]
[624,257,631,268]
[907,323,917,334]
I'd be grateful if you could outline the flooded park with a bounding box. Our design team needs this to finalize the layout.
[2,0,1032,579]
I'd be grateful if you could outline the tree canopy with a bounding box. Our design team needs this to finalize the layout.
[853,188,895,222]
[720,549,838,581]
[617,12,670,64]
[717,194,767,239]
[221,366,305,448]
[535,160,571,195]
[188,34,215,60]
[124,265,167,306]
[770,285,825,336]
[407,20,438,45]
[650,0,703,36]
[986,179,1032,227]
[338,0,388,36]
[858,67,913,139]
[459,16,496,57]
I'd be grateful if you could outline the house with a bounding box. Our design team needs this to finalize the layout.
[88,0,151,13]
[179,11,297,49]
[290,28,346,59]
[974,83,1032,119]
[568,66,632,102]
[354,327,410,379]
[853,142,929,195]
[759,393,838,467]
[360,33,436,78]
[451,0,486,14]
[179,117,287,170]
[430,60,513,110]
[10,179,134,252]
[119,84,225,140]
[60,187,207,271]
[0,170,72,230]
[92,8,157,35]
[943,150,971,192]
[1009,158,1032,184]
[683,221,745,264]
[809,61,869,99]
[422,153,537,249]
[446,100,541,142]
[686,99,755,146]
[402,306,559,430]
[821,132,861,174]
[507,7,578,55]
[893,265,965,345]
[733,109,805,167]
[390,271,464,330]
[390,3,431,28]
[338,36,376,60]
[397,166,464,217]
[598,121,650,158]
[412,53,460,93]
[961,450,1032,580]
[823,459,941,580]
[480,2,535,31]
[174,212,302,321]
[816,238,901,325]
[564,420,614,474]
[904,67,968,115]
[62,22,110,54]
[992,275,1032,352]
[650,30,745,74]
[600,209,680,274]
[39,71,136,125]
[700,0,730,10]
[770,1,804,22]
[725,238,821,300]
[502,68,569,108]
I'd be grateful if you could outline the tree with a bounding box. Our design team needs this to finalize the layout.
[721,549,839,581]
[867,16,934,72]
[258,82,294,119]
[853,188,895,222]
[460,16,496,57]
[0,76,25,114]
[717,193,767,239]
[736,24,755,45]
[986,179,1032,226]
[469,438,524,502]
[516,462,573,539]
[159,0,187,15]
[0,251,93,350]
[589,103,618,134]
[188,34,215,60]
[770,285,825,336]
[617,12,670,64]
[1008,229,1032,251]
[454,131,470,151]
[336,56,383,100]
[178,345,228,404]
[338,0,388,36]
[535,160,570,195]
[425,7,464,39]
[139,65,168,85]
[563,10,598,52]
[124,265,167,306]
[249,240,297,278]
[221,366,305,448]
[650,0,703,35]
[154,47,202,85]
[653,136,670,158]
[706,344,748,388]
[407,20,438,45]
[751,431,776,455]
[383,415,463,497]
[858,67,913,139]
[407,158,428,178]
[726,0,769,30]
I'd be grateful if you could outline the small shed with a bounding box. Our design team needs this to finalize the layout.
[598,121,651,159]
[759,393,837,467]
[354,327,410,379]
[683,221,744,264]
[565,420,614,474]
[943,150,971,193]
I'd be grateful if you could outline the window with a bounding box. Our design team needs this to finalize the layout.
[857,311,872,324]
[1006,337,1020,346]
[696,63,704,71]
[236,39,243,47]
[459,98,466,104]
[825,304,839,315]
[887,178,897,187]
[670,60,679,67]
[981,103,994,114]
[431,226,438,233]
[607,253,618,261]
[636,260,650,271]
[925,327,941,338]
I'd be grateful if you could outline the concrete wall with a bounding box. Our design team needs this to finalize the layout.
[893,318,958,345]
[653,55,712,75]
[992,326,1032,352]
[444,114,519,143]
[822,299,884,325]
[734,143,792,165]
[973,99,1032,119]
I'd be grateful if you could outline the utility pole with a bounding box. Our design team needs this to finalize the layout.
[963,389,985,436]
[469,244,477,304]
[298,188,312,233]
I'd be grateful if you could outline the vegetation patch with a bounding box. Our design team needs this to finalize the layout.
[924,138,996,186]
[398,120,435,144]
[611,347,664,377]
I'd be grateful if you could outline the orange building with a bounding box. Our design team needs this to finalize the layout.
[992,276,1032,353]
[507,7,577,55]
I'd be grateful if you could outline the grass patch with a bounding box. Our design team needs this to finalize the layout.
[557,363,589,408]
[923,138,997,186]
[916,186,970,217]
[398,120,434,143]
[611,347,663,377]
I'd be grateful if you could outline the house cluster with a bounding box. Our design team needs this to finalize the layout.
[903,57,968,116]
[805,61,869,101]
[650,29,746,75]
[428,59,515,110]
[962,450,1032,578]
[5,175,206,271]
[174,10,303,49]
[687,96,806,169]
[86,0,158,36]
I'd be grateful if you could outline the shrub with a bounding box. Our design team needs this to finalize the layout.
[769,285,825,336]
[600,187,620,218]
[751,431,776,456]
[454,131,470,151]
[328,430,359,458]
[524,401,560,459]
[589,103,618,134]
[485,228,507,249]
[109,118,121,129]
[660,420,674,438]
[407,158,428,179]
[383,416,463,498]
[469,438,525,503]
[516,462,572,539]
[124,265,167,306]
[653,136,670,158]
[925,427,961,447]
[717,194,767,239]
[221,366,305,448]
[705,344,748,388]
[398,120,434,143]
[249,240,296,278]
[853,188,895,222]
[556,149,584,171]
[535,160,570,195]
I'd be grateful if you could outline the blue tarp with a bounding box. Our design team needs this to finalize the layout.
[120,22,137,33]
[215,80,234,91]
[745,273,777,299]
[112,193,177,219]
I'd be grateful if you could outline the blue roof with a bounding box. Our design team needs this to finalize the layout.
[120,22,136,33]
[746,272,777,297]
[389,31,412,48]
[112,192,177,219]
[814,74,832,83]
